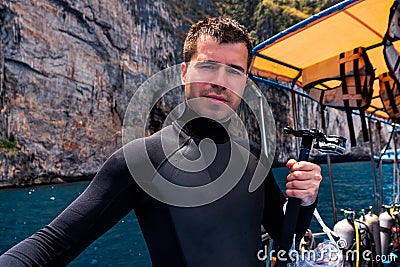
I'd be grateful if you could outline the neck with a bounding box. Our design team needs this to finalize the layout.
[177,106,230,143]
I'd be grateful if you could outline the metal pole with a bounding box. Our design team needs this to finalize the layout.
[368,119,379,213]
[327,155,338,223]
[291,91,300,156]
[321,108,338,223]
[393,126,399,203]
[376,122,384,210]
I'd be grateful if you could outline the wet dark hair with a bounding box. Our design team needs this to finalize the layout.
[183,16,254,69]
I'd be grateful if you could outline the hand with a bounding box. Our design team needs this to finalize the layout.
[285,159,322,206]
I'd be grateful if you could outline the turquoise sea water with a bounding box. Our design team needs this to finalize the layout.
[0,161,396,266]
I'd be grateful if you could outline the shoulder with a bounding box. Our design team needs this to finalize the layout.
[93,131,164,185]
[120,125,186,170]
[98,128,163,173]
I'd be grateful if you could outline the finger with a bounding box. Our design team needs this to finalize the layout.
[286,170,322,182]
[286,188,311,199]
[286,178,321,190]
[286,180,310,190]
[286,185,319,199]
[289,161,317,172]
[290,161,318,171]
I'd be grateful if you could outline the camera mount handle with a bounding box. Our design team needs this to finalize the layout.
[278,126,346,250]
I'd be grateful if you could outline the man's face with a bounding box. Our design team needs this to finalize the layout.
[181,36,248,122]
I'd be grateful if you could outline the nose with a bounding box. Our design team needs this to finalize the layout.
[212,67,229,89]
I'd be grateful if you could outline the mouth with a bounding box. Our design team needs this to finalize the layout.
[204,94,229,104]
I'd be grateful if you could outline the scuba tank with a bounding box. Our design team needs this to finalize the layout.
[334,209,355,250]
[379,205,394,255]
[363,207,382,256]
[391,204,400,260]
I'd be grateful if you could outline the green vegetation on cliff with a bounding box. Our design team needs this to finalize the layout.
[0,138,16,152]
[165,0,342,55]
[213,0,342,43]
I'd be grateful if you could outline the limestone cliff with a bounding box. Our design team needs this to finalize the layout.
[0,0,386,186]
[0,0,184,185]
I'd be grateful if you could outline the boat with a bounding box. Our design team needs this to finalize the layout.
[251,0,400,265]
[250,0,400,208]
[373,148,400,163]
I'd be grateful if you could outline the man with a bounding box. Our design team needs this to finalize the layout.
[0,16,321,266]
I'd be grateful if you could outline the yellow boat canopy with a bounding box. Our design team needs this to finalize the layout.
[250,0,399,121]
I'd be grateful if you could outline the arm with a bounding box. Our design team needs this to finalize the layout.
[0,148,138,266]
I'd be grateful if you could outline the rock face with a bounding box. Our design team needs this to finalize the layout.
[0,0,388,186]
[0,0,184,186]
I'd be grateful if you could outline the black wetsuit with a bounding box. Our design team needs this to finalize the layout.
[0,112,315,267]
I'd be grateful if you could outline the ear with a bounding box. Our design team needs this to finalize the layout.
[180,62,187,84]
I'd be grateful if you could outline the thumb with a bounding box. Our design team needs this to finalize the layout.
[286,159,297,169]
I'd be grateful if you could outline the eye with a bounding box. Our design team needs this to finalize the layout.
[195,61,218,70]
[226,66,244,76]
